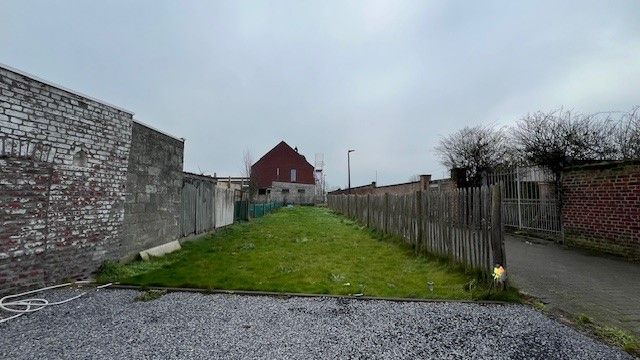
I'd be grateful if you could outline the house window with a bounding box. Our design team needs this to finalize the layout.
[291,169,297,182]
[281,188,290,194]
[298,189,305,194]
[258,189,266,195]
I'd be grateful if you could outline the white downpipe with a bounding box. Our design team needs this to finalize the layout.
[0,281,112,323]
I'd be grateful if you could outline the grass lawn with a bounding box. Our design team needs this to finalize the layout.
[99,206,518,301]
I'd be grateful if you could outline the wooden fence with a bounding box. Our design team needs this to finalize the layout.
[327,185,506,276]
[181,175,235,237]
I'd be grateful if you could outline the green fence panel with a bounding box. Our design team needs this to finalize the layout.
[248,201,282,219]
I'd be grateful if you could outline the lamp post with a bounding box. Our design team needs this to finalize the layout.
[347,149,355,193]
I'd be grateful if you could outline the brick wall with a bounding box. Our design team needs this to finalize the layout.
[562,161,640,260]
[120,121,184,258]
[328,175,455,196]
[368,175,430,196]
[0,65,132,292]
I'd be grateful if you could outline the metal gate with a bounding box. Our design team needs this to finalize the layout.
[487,166,561,236]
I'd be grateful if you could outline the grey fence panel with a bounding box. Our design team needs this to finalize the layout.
[214,187,235,228]
[181,176,236,236]
[195,181,215,234]
[181,182,196,236]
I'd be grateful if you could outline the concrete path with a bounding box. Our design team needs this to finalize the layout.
[505,235,640,336]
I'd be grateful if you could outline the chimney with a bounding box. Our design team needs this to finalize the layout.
[419,174,431,190]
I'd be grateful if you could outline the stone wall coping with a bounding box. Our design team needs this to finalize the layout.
[0,62,134,115]
[133,119,184,143]
[563,159,640,171]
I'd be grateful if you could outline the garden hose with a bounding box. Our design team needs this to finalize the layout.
[0,281,112,324]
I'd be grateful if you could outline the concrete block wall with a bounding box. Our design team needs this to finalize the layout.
[562,161,640,260]
[120,121,184,259]
[262,181,318,204]
[0,65,133,293]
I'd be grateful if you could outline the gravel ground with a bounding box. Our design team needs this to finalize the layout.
[0,289,633,360]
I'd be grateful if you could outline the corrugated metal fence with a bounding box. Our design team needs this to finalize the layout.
[181,175,235,237]
[327,186,505,276]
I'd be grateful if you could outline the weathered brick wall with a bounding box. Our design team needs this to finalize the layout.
[0,154,51,291]
[120,121,183,259]
[0,65,132,293]
[562,161,640,260]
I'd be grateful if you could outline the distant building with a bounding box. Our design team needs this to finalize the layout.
[251,141,317,204]
[183,172,249,191]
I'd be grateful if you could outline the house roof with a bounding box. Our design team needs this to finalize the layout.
[252,140,313,169]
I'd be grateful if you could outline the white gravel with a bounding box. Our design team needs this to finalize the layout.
[0,289,633,360]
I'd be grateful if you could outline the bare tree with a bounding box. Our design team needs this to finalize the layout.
[241,149,253,178]
[435,125,508,186]
[614,106,640,160]
[512,109,618,175]
[241,149,258,200]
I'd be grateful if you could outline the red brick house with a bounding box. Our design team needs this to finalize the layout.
[251,141,317,203]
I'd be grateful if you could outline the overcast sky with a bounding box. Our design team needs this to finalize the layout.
[2,1,639,188]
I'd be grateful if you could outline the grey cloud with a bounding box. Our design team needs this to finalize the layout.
[1,0,638,188]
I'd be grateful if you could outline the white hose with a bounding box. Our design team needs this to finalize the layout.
[0,281,112,323]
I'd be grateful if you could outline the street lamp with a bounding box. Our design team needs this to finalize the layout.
[347,149,355,193]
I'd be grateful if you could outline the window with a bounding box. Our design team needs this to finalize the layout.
[290,169,297,182]
[258,189,266,195]
[281,188,290,194]
[298,189,305,194]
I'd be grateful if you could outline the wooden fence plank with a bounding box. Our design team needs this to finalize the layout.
[327,185,504,277]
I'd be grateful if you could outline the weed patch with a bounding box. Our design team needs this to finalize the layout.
[134,289,167,302]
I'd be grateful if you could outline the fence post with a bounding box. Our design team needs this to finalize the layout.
[491,185,506,269]
[366,194,371,228]
[347,195,350,217]
[384,193,389,234]
[416,190,423,254]
[516,166,523,230]
[354,195,358,220]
